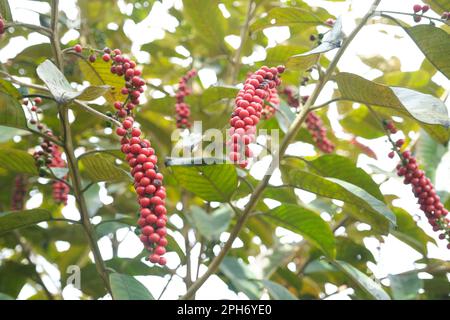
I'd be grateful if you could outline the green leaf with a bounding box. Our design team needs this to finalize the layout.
[0,293,14,300]
[0,79,21,98]
[0,261,35,297]
[78,150,130,183]
[84,183,103,217]
[49,167,69,179]
[264,204,336,258]
[285,170,396,233]
[183,0,227,55]
[264,45,309,66]
[0,0,12,21]
[0,92,28,130]
[275,100,296,133]
[391,207,435,256]
[96,220,130,238]
[76,85,111,101]
[0,209,52,234]
[170,164,238,202]
[36,60,109,103]
[219,257,262,299]
[105,258,166,277]
[189,205,233,241]
[332,260,391,300]
[250,7,324,32]
[415,130,447,184]
[0,148,37,175]
[340,105,385,139]
[287,16,343,71]
[309,154,384,201]
[261,279,297,300]
[185,85,239,112]
[78,59,126,104]
[109,273,153,300]
[403,25,450,79]
[423,0,447,14]
[335,72,450,143]
[389,272,422,300]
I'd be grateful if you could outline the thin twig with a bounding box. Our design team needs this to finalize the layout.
[5,22,52,35]
[72,100,122,127]
[376,10,447,23]
[310,98,345,111]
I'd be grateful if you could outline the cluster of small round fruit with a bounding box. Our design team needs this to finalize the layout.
[411,4,449,22]
[24,98,70,205]
[385,120,450,248]
[281,88,335,153]
[228,65,285,168]
[80,44,169,265]
[261,87,280,119]
[175,69,196,128]
[282,87,299,110]
[305,111,335,154]
[11,175,27,211]
[50,144,69,205]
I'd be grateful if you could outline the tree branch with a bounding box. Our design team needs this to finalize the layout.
[72,100,122,127]
[48,0,112,297]
[50,0,63,70]
[180,0,382,300]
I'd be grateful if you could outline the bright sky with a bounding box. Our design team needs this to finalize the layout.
[1,0,449,300]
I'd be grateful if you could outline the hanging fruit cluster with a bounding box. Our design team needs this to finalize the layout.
[384,120,450,249]
[228,65,285,168]
[282,88,335,154]
[11,175,27,211]
[77,45,169,265]
[261,87,280,120]
[26,98,69,205]
[175,69,197,129]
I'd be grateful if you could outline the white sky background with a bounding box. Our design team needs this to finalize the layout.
[1,0,449,300]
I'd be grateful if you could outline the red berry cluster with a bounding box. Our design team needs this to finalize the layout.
[305,112,335,153]
[11,175,27,211]
[50,145,69,205]
[412,4,430,22]
[261,87,280,120]
[384,121,450,249]
[83,45,168,265]
[175,69,197,129]
[26,97,69,203]
[282,87,299,110]
[228,65,285,168]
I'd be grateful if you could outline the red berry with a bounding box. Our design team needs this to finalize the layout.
[102,54,111,62]
[421,5,429,13]
[74,44,82,53]
[413,4,422,13]
[116,127,127,136]
[149,254,160,263]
